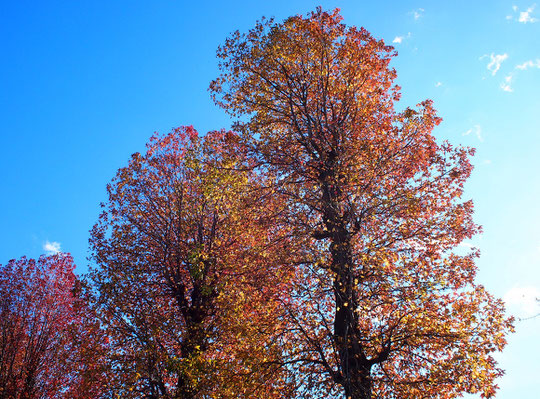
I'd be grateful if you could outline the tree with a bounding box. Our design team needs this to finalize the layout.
[211,8,514,399]
[0,254,106,399]
[89,126,296,398]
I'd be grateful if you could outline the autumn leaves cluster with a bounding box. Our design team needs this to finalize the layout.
[1,8,514,399]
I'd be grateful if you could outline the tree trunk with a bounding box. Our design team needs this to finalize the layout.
[330,231,373,399]
[320,168,372,399]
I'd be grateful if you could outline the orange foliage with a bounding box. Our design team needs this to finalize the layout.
[211,8,514,399]
[90,127,296,398]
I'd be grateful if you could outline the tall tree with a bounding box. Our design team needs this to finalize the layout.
[89,127,295,398]
[211,8,514,399]
[0,254,106,399]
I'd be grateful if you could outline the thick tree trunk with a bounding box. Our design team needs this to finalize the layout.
[174,324,200,399]
[174,278,214,399]
[175,373,195,399]
[320,167,373,399]
[330,232,373,399]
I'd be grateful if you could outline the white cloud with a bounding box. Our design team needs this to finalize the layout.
[435,81,442,87]
[410,8,425,20]
[494,59,540,92]
[504,286,540,317]
[507,4,538,22]
[482,159,492,165]
[483,53,508,76]
[43,241,61,255]
[500,74,514,92]
[392,32,411,44]
[519,4,538,23]
[462,125,483,142]
[516,59,540,70]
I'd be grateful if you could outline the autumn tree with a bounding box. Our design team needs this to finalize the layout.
[89,127,296,398]
[211,8,514,399]
[0,254,106,399]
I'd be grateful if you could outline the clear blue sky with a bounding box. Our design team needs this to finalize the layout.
[1,1,538,397]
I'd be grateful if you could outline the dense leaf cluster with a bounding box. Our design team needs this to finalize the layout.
[1,8,513,399]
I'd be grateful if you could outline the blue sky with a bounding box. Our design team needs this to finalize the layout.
[1,1,538,397]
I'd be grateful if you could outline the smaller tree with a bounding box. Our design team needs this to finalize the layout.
[0,254,106,399]
[89,126,296,398]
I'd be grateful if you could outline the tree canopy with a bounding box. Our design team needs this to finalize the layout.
[210,8,514,399]
[0,254,106,399]
[89,127,296,398]
[2,8,513,399]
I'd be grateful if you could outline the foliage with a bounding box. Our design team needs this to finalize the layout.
[211,8,514,399]
[3,8,515,399]
[0,254,106,399]
[89,126,296,398]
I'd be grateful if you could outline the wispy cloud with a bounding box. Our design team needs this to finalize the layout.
[482,53,508,76]
[500,74,514,92]
[507,4,538,23]
[504,285,540,317]
[410,8,425,21]
[435,81,443,87]
[392,32,411,44]
[516,59,540,70]
[498,59,540,91]
[519,4,538,22]
[462,125,483,142]
[43,240,61,255]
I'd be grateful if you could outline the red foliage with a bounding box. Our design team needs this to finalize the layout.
[0,254,106,399]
